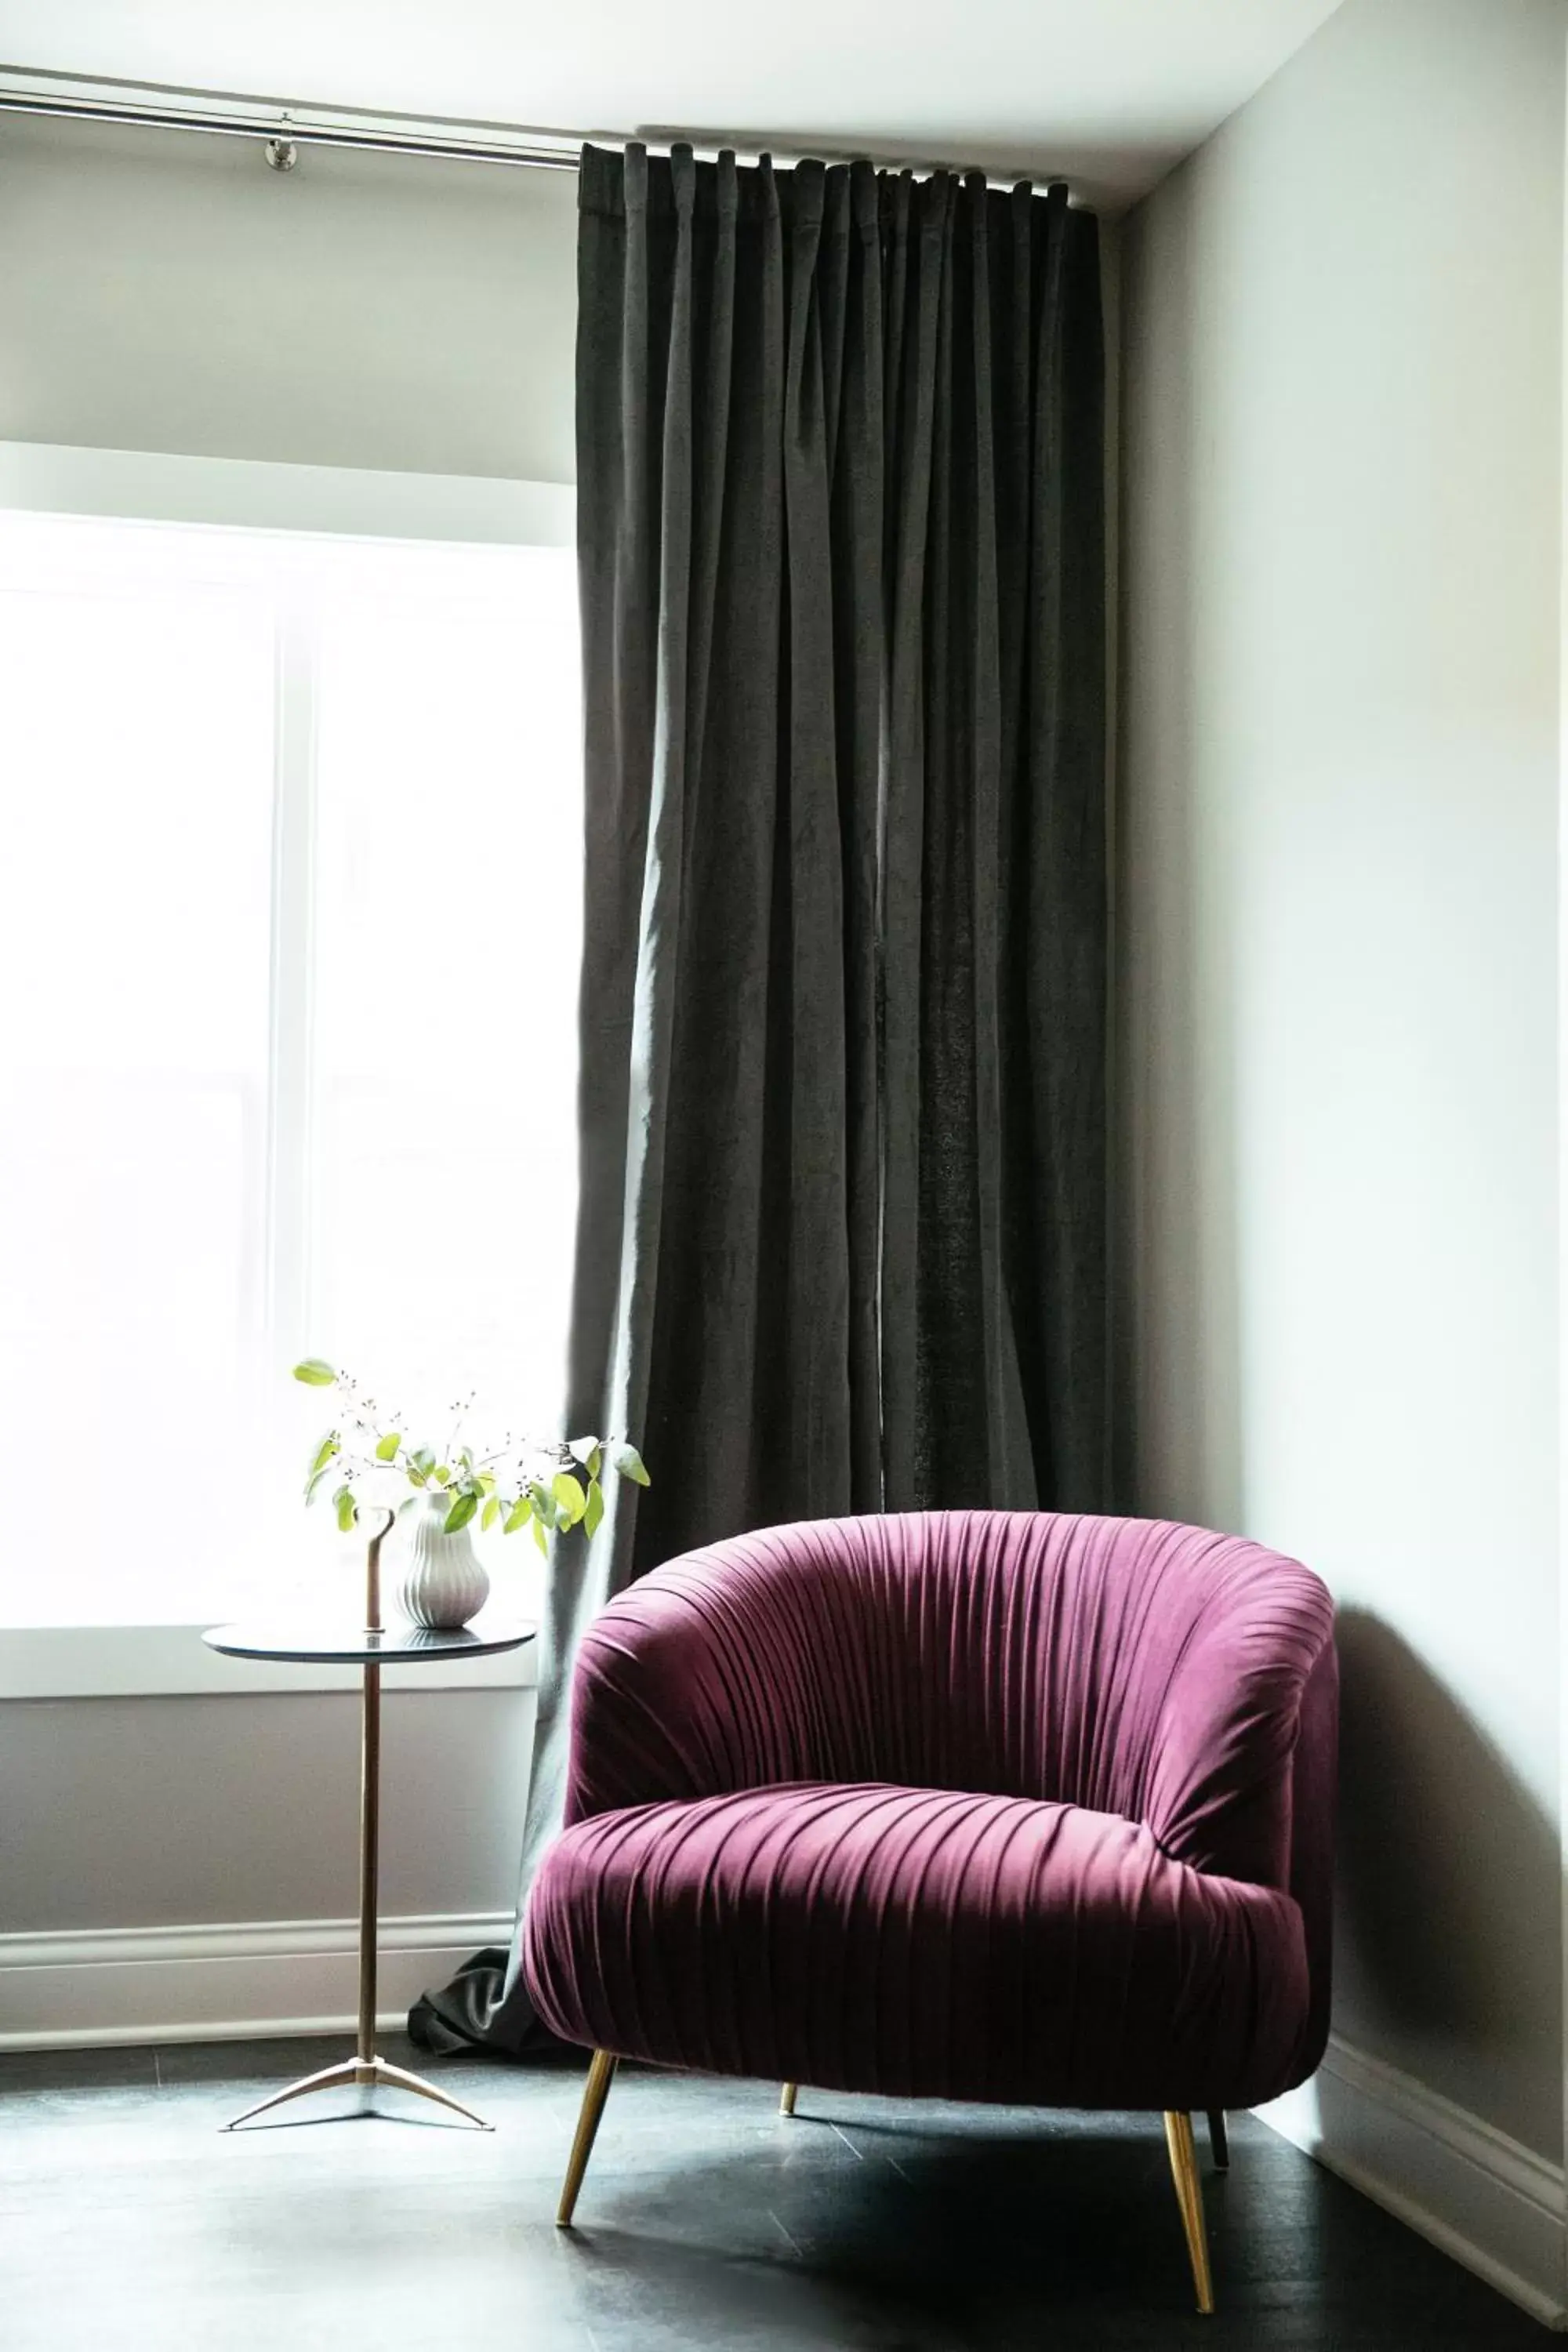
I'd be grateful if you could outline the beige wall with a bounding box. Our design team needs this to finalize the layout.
[0,1689,533,1933]
[1120,0,1564,2167]
[0,114,578,480]
[0,115,575,2000]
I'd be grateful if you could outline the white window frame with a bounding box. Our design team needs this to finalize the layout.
[0,443,575,1697]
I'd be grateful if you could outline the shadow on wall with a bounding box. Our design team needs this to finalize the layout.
[1330,1607,1559,2146]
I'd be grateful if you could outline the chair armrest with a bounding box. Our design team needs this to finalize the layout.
[561,1545,825,1824]
[1143,1588,1337,1895]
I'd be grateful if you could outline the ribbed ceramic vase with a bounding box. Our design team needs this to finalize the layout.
[394,1490,491,1630]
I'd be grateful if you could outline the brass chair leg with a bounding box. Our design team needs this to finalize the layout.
[779,2082,798,2118]
[1206,2107,1229,2170]
[1163,2110,1215,2314]
[557,2049,618,2228]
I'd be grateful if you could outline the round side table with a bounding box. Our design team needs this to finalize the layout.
[202,1606,535,2133]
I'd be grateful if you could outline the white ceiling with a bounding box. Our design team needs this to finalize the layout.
[0,0,1346,209]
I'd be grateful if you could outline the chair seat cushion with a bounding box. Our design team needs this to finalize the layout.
[524,1781,1312,2109]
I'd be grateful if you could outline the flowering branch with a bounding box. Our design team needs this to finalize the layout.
[292,1359,648,1556]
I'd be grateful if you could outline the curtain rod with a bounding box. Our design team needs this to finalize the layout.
[0,73,1066,188]
[0,82,582,170]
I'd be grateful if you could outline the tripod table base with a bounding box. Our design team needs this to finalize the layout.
[224,2052,494,2133]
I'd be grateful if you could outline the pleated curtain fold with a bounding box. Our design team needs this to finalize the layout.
[412,140,1107,2056]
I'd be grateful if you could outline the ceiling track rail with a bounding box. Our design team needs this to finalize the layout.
[0,68,1071,190]
[0,76,583,170]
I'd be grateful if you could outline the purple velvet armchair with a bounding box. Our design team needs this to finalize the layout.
[524,1511,1337,2313]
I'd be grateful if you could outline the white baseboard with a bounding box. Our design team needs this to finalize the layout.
[0,1911,511,2050]
[1256,2033,1567,2330]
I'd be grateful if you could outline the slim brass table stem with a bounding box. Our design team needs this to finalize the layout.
[356,1659,380,2077]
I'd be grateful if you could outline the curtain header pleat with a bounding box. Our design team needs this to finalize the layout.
[579,141,1091,256]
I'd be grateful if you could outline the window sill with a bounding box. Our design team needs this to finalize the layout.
[0,1622,539,1700]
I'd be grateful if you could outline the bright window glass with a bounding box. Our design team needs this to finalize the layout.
[0,513,581,1625]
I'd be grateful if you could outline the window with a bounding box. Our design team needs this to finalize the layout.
[0,490,581,1631]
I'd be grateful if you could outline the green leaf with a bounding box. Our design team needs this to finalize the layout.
[553,1470,586,1527]
[444,1489,479,1535]
[503,1496,531,1535]
[459,1447,474,1473]
[292,1358,338,1388]
[375,1432,401,1463]
[305,1464,335,1506]
[410,1446,436,1475]
[477,1472,496,1495]
[528,1480,558,1533]
[568,1434,603,1475]
[612,1442,650,1487]
[406,1467,428,1488]
[532,1513,549,1559]
[481,1495,500,1532]
[583,1477,604,1539]
[306,1431,339,1481]
[334,1486,358,1534]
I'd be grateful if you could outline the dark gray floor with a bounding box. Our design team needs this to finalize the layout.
[0,2034,1551,2350]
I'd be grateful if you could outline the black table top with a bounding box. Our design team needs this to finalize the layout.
[201,1617,537,1667]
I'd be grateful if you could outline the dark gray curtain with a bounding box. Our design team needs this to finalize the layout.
[412,140,1105,2056]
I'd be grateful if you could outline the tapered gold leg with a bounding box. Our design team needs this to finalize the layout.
[1164,2110,1215,2314]
[1206,2108,1229,2170]
[779,2082,798,2118]
[557,2049,619,2227]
